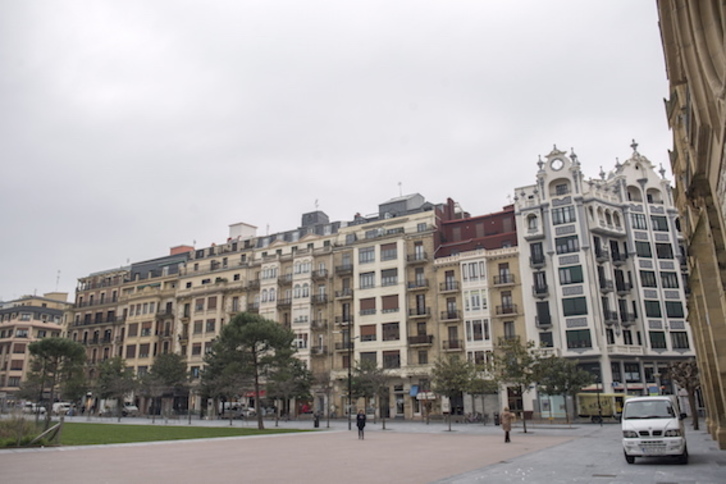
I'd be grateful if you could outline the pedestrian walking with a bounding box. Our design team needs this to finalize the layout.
[501,407,515,443]
[356,409,367,440]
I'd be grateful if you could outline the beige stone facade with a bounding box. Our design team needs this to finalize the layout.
[658,0,726,448]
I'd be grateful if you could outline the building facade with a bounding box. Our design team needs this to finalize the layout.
[514,145,695,414]
[0,293,71,403]
[658,0,726,448]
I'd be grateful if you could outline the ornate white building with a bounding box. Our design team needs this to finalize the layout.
[514,143,695,412]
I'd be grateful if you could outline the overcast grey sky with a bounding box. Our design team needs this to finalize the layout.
[1,1,671,301]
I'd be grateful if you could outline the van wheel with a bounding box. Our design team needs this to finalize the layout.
[624,452,635,464]
[678,446,688,465]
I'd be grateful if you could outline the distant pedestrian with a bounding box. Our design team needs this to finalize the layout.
[356,409,367,440]
[501,407,515,443]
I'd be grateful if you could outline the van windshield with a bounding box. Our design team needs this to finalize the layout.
[623,401,675,419]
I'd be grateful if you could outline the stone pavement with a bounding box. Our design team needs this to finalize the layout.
[1,417,724,483]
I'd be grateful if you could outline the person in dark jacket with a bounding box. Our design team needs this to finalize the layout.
[356,409,367,440]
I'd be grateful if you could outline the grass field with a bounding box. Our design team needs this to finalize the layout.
[60,422,308,446]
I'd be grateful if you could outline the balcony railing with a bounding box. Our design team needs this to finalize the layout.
[611,253,627,265]
[532,284,549,298]
[407,252,428,263]
[278,274,293,285]
[535,315,552,329]
[311,346,328,356]
[495,304,518,316]
[408,334,434,345]
[595,250,610,262]
[439,281,459,292]
[277,298,292,308]
[443,339,463,350]
[311,294,328,305]
[599,279,614,292]
[530,256,546,268]
[335,288,353,298]
[334,342,354,351]
[335,264,354,275]
[311,319,328,331]
[407,280,429,290]
[408,307,431,318]
[603,310,619,324]
[335,315,354,325]
[440,310,461,321]
[616,282,632,295]
[312,269,329,280]
[493,274,515,285]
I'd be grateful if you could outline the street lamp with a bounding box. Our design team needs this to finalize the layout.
[335,329,358,431]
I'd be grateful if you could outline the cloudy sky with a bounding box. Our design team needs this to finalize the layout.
[1,1,671,301]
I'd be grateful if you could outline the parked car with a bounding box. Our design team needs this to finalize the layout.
[621,395,688,464]
[122,402,140,417]
[232,406,256,418]
[52,402,72,415]
[21,403,46,415]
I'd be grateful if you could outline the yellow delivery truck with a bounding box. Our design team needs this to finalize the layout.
[577,393,631,423]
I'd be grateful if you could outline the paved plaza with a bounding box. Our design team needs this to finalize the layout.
[1,417,724,483]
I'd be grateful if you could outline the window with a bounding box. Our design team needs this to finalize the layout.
[360,352,376,365]
[195,298,204,312]
[651,216,669,232]
[623,329,633,345]
[649,331,667,349]
[539,332,553,348]
[382,323,399,341]
[551,206,576,225]
[555,235,579,254]
[381,268,398,286]
[417,223,428,232]
[655,243,674,259]
[665,301,684,318]
[141,322,152,337]
[503,321,515,339]
[640,271,657,288]
[380,243,397,261]
[536,301,551,325]
[555,183,569,195]
[624,363,641,382]
[383,350,400,369]
[466,319,485,341]
[359,272,375,289]
[462,261,485,281]
[464,290,484,312]
[635,241,652,258]
[530,242,544,264]
[418,350,428,365]
[360,298,376,316]
[207,296,217,310]
[359,246,375,264]
[644,300,662,318]
[671,332,689,349]
[566,329,592,349]
[191,343,202,356]
[562,297,587,316]
[15,328,29,338]
[193,320,203,334]
[558,265,583,285]
[126,345,137,358]
[381,295,399,313]
[190,366,200,379]
[606,328,615,345]
[128,323,139,337]
[206,319,216,332]
[660,272,679,289]
[139,343,150,358]
[631,213,648,230]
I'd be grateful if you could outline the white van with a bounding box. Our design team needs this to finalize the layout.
[52,402,72,415]
[621,395,688,464]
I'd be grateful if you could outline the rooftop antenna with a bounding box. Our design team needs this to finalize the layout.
[315,199,319,210]
[55,270,61,292]
[398,182,402,197]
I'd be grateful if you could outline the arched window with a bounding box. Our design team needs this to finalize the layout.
[302,283,310,297]
[294,284,302,298]
[605,210,613,226]
[613,212,622,228]
[527,214,538,230]
[646,188,662,204]
[261,289,268,302]
[269,288,276,301]
[627,186,642,202]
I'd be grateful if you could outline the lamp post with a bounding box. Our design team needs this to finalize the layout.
[347,337,353,431]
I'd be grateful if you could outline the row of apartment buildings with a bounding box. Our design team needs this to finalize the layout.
[0,145,695,420]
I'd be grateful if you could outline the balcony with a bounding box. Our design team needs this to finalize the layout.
[407,280,429,291]
[311,294,328,305]
[495,304,518,316]
[408,307,431,319]
[247,279,260,290]
[607,344,644,356]
[603,310,619,325]
[247,302,260,313]
[335,288,353,299]
[616,282,632,295]
[335,264,353,275]
[443,339,464,351]
[311,345,328,356]
[334,341,354,351]
[408,334,434,346]
[439,281,459,293]
[599,279,614,293]
[535,315,552,329]
[407,252,428,264]
[334,315,354,326]
[312,269,329,280]
[440,310,461,322]
[595,250,610,263]
[277,298,292,309]
[620,312,636,326]
[493,274,515,286]
[530,256,546,268]
[278,274,293,286]
[311,319,328,331]
[532,284,549,298]
[611,253,628,266]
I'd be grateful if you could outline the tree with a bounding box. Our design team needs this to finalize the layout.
[351,359,391,429]
[142,353,189,423]
[490,337,540,433]
[202,312,296,430]
[666,359,701,430]
[20,338,86,429]
[431,356,477,431]
[267,356,313,426]
[535,356,594,424]
[96,357,137,422]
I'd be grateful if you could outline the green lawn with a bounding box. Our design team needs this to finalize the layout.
[60,422,308,446]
